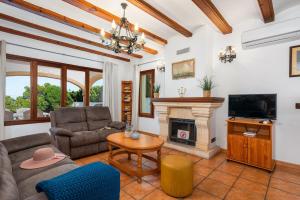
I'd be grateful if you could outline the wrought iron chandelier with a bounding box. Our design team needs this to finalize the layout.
[219,46,236,63]
[100,3,145,54]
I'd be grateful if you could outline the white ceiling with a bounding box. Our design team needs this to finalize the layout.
[24,0,300,46]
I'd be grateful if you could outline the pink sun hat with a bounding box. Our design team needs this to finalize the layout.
[20,148,66,169]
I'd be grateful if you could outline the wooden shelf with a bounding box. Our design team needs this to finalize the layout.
[227,118,275,171]
[296,103,300,109]
[152,97,224,103]
[121,81,132,124]
[227,118,273,126]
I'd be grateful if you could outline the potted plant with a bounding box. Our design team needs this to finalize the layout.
[153,84,161,98]
[199,76,215,97]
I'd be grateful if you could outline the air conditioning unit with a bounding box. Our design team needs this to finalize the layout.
[241,18,300,49]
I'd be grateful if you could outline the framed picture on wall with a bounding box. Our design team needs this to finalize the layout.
[172,59,195,80]
[290,45,300,77]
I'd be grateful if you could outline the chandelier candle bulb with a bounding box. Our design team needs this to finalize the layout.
[141,32,145,40]
[134,23,139,33]
[112,20,116,30]
[100,29,105,37]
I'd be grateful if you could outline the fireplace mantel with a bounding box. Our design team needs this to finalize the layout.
[153,97,225,159]
[152,97,224,103]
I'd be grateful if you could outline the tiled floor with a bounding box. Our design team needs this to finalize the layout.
[75,148,300,200]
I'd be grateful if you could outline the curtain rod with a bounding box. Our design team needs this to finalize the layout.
[137,58,163,66]
[7,42,105,64]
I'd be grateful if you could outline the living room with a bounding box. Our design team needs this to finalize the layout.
[0,0,300,200]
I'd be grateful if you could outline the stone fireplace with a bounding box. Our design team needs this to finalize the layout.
[153,97,224,159]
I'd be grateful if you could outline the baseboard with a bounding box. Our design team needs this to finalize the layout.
[276,160,300,170]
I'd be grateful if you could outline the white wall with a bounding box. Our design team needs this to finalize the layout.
[212,7,300,164]
[136,6,300,165]
[136,25,215,134]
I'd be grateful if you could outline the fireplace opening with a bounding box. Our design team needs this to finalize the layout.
[169,118,197,146]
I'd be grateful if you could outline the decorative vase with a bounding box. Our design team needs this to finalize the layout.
[203,90,211,97]
[154,93,159,98]
[124,123,133,138]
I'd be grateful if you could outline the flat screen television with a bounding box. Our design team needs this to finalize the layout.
[228,94,277,120]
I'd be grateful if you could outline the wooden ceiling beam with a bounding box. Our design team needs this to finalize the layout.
[257,0,275,23]
[1,0,158,55]
[0,25,130,62]
[127,0,192,37]
[61,0,168,45]
[192,0,232,34]
[0,13,142,59]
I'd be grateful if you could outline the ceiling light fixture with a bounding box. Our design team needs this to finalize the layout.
[100,3,145,54]
[219,46,236,63]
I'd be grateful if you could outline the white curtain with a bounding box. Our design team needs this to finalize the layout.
[103,61,119,121]
[0,41,6,140]
[132,64,140,130]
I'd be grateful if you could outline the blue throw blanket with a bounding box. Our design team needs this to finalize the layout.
[36,162,120,200]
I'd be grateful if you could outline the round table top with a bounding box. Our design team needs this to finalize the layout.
[107,132,164,150]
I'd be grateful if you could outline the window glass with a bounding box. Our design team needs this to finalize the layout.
[37,66,61,118]
[67,69,85,107]
[89,71,103,106]
[5,60,31,121]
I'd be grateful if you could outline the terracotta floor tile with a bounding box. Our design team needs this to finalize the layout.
[122,181,156,200]
[161,147,172,154]
[197,178,231,199]
[212,153,227,162]
[193,173,205,188]
[208,170,237,186]
[143,174,161,188]
[185,154,202,163]
[144,151,158,159]
[217,160,244,176]
[143,189,177,200]
[196,158,223,169]
[120,190,135,200]
[98,151,110,160]
[78,155,102,164]
[194,162,214,177]
[240,166,271,185]
[120,173,135,188]
[266,187,300,200]
[233,178,267,196]
[184,189,221,200]
[168,149,186,156]
[143,160,158,169]
[225,188,265,200]
[273,167,300,185]
[270,177,300,196]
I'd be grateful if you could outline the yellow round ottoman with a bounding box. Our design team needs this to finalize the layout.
[161,155,193,197]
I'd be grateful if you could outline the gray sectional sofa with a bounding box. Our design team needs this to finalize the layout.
[0,133,78,200]
[50,106,125,159]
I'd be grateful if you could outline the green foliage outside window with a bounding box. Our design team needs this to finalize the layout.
[5,83,103,113]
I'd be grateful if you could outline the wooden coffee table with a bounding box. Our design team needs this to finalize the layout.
[107,132,164,183]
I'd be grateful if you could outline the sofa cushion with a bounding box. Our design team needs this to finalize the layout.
[0,143,12,174]
[85,106,112,130]
[54,107,88,132]
[70,131,102,147]
[18,164,78,200]
[0,170,19,200]
[96,128,122,141]
[2,133,51,154]
[10,145,74,184]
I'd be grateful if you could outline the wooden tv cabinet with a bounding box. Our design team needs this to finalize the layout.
[226,119,275,171]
